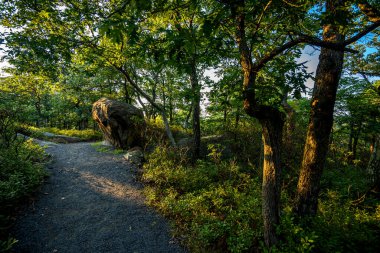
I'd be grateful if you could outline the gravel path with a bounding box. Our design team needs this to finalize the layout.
[10,142,186,253]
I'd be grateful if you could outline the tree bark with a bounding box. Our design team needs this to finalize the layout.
[123,76,131,104]
[282,96,296,151]
[367,135,380,192]
[260,114,284,247]
[169,94,173,122]
[234,107,240,130]
[352,123,361,160]
[232,2,285,247]
[184,104,192,129]
[190,60,201,160]
[295,0,345,216]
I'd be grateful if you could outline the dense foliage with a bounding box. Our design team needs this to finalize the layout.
[0,109,47,251]
[142,115,380,253]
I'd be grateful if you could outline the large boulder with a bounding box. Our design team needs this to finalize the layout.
[92,98,145,149]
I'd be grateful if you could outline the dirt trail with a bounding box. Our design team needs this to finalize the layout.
[11,142,186,253]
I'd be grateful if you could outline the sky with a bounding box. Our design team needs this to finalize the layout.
[203,46,321,90]
[298,46,320,89]
[0,25,10,77]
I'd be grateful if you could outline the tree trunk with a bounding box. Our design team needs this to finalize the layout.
[184,104,192,129]
[295,0,345,216]
[260,115,284,247]
[233,3,285,247]
[122,77,131,104]
[136,94,148,116]
[348,121,354,152]
[234,107,240,130]
[282,97,296,151]
[161,111,176,148]
[367,135,380,192]
[150,81,157,119]
[35,99,42,127]
[190,60,201,160]
[169,94,173,122]
[352,122,362,160]
[223,107,228,126]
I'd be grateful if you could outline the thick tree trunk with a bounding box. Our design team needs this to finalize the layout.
[260,115,284,247]
[233,3,285,247]
[295,0,345,216]
[190,61,201,160]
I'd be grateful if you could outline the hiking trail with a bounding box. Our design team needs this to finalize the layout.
[11,141,186,253]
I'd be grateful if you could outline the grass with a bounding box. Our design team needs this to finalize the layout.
[91,141,125,155]
[18,125,102,142]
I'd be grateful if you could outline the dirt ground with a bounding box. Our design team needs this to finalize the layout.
[10,141,186,253]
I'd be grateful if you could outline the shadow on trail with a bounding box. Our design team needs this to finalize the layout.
[11,142,186,253]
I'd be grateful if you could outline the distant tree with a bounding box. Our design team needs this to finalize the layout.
[0,73,54,126]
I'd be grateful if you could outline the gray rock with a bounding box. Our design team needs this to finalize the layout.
[92,98,145,149]
[124,146,144,166]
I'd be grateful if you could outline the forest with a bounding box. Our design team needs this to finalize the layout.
[0,0,379,252]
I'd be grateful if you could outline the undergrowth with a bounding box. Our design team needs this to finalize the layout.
[141,143,380,252]
[0,111,48,252]
[142,146,263,252]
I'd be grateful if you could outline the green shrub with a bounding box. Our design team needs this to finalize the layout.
[144,118,190,147]
[310,191,380,253]
[142,142,380,253]
[0,112,48,251]
[0,139,47,205]
[275,180,380,253]
[142,146,263,252]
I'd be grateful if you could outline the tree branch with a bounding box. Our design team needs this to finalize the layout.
[357,0,380,22]
[342,20,380,45]
[254,19,380,71]
[251,0,273,40]
[113,65,177,146]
